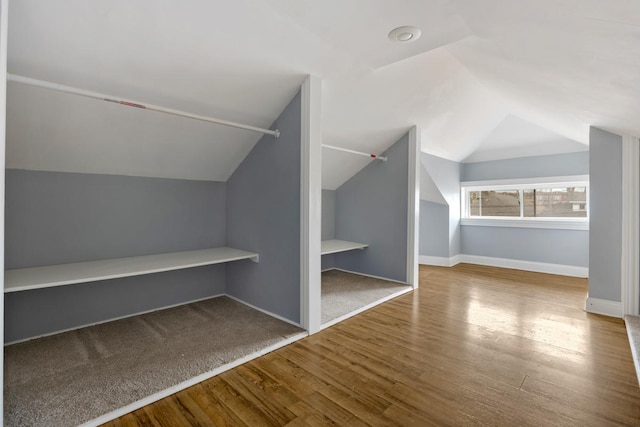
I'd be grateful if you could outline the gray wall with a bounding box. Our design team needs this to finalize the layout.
[334,134,409,282]
[226,91,301,323]
[5,169,226,268]
[5,170,227,342]
[588,127,622,302]
[321,189,336,271]
[419,200,450,258]
[421,153,461,256]
[461,227,589,267]
[5,266,224,343]
[322,189,335,240]
[461,151,590,182]
[459,151,589,268]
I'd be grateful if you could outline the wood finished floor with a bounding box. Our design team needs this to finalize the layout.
[104,264,640,426]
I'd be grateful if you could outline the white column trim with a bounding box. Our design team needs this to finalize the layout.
[300,76,322,334]
[407,126,420,289]
[622,134,640,315]
[0,0,8,419]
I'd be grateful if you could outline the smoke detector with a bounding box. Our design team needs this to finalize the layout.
[388,26,422,43]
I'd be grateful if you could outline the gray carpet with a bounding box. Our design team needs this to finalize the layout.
[321,270,411,324]
[4,296,303,426]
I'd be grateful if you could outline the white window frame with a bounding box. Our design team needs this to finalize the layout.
[460,175,589,230]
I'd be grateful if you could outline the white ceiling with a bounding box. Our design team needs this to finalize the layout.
[6,0,640,186]
[463,115,588,163]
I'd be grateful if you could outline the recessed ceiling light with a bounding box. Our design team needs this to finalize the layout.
[388,26,422,43]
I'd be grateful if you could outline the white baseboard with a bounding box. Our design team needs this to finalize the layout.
[459,255,588,278]
[419,254,588,278]
[319,286,413,331]
[9,293,303,345]
[225,294,302,328]
[419,255,461,267]
[623,316,640,386]
[5,293,226,346]
[330,268,409,285]
[585,297,623,318]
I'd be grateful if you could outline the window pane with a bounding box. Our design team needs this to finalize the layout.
[523,187,587,218]
[476,189,520,217]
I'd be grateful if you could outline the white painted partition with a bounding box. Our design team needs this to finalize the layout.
[407,126,420,288]
[0,0,8,420]
[300,75,322,334]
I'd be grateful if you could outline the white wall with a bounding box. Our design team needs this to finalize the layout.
[0,0,8,418]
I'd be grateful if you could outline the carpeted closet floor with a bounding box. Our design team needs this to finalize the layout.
[321,269,411,325]
[5,272,410,426]
[4,296,303,427]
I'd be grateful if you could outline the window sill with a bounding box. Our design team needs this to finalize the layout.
[460,217,589,230]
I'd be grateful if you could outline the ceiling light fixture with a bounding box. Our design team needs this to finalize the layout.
[388,26,422,43]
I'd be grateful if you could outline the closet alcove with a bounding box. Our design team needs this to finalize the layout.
[319,131,419,329]
[3,76,310,426]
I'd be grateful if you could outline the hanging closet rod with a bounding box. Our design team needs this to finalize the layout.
[322,144,387,162]
[7,73,280,138]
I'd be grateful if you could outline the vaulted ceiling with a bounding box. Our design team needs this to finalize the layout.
[6,0,640,187]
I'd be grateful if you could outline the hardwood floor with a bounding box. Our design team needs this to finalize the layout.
[103,264,640,426]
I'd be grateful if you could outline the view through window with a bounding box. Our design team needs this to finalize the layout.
[465,184,588,219]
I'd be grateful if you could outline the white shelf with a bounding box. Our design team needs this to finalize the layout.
[321,239,368,255]
[4,247,259,293]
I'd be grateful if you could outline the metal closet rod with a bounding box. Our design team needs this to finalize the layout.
[7,73,280,138]
[322,144,388,162]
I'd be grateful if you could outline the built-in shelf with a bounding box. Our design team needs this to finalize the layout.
[4,247,259,293]
[321,239,368,255]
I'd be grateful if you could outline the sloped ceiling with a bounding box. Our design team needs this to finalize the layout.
[6,0,640,186]
[463,115,588,163]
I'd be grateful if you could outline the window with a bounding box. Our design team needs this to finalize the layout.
[461,176,589,230]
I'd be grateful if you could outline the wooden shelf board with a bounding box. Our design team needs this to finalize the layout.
[321,239,368,256]
[4,247,259,293]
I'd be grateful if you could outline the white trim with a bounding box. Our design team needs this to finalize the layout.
[8,292,303,346]
[79,330,308,427]
[461,217,589,230]
[585,297,623,318]
[459,254,588,278]
[331,268,410,285]
[623,316,640,385]
[4,294,225,346]
[461,175,589,188]
[0,0,8,417]
[225,294,302,328]
[418,254,587,278]
[407,126,420,289]
[419,255,461,267]
[621,135,640,316]
[300,75,322,334]
[320,286,413,331]
[460,176,589,226]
